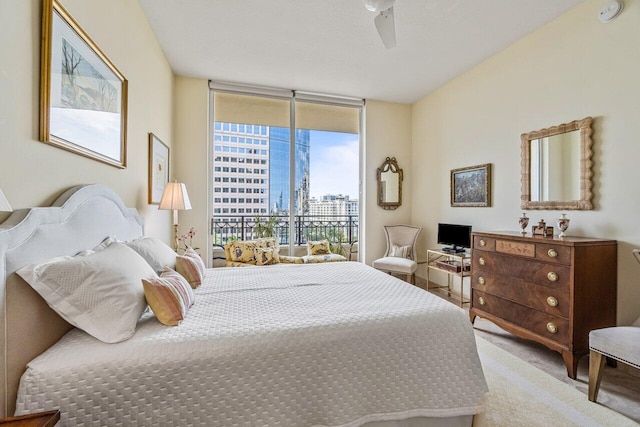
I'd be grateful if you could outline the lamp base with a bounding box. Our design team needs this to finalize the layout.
[173,223,179,252]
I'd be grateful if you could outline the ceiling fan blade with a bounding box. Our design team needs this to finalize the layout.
[374,6,396,49]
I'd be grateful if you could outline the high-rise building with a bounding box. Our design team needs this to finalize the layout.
[268,127,310,215]
[212,122,270,216]
[212,123,310,217]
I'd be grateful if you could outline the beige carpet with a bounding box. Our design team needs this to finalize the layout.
[474,336,639,427]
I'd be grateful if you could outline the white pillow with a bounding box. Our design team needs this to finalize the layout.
[125,237,177,273]
[17,242,158,343]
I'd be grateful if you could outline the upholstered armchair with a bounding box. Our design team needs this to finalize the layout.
[372,225,422,284]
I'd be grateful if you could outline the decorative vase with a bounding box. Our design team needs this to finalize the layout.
[557,213,570,238]
[518,213,529,235]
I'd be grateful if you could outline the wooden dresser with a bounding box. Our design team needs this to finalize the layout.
[470,231,617,379]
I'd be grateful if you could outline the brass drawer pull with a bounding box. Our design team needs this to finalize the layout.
[478,257,486,266]
[479,239,486,247]
[548,249,558,258]
[478,296,486,306]
[478,276,486,285]
[546,322,558,334]
[547,271,558,282]
[547,296,558,307]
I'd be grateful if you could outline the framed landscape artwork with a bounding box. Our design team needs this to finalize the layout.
[148,133,169,205]
[40,0,128,168]
[450,163,492,207]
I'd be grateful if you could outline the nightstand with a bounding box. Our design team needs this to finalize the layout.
[0,410,60,427]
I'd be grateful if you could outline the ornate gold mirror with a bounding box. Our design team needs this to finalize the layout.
[377,157,403,210]
[521,117,593,210]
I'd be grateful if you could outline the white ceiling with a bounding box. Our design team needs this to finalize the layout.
[138,0,586,104]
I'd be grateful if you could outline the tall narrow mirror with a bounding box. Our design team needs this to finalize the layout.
[521,117,593,210]
[377,157,403,210]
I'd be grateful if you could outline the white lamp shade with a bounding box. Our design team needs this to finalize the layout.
[0,189,12,212]
[158,182,192,211]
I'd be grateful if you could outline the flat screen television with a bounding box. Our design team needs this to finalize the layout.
[437,223,472,253]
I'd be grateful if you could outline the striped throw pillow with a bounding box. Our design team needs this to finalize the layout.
[390,244,411,259]
[160,267,194,307]
[176,248,205,288]
[142,269,195,326]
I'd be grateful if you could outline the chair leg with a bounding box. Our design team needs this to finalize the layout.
[588,350,606,402]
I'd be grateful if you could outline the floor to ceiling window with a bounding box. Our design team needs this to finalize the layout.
[209,83,363,257]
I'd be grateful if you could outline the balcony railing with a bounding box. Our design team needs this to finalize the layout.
[211,214,359,246]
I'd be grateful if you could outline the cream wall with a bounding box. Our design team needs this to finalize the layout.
[173,77,210,258]
[411,0,640,324]
[0,0,174,241]
[364,100,413,264]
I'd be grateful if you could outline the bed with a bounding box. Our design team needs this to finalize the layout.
[0,185,487,426]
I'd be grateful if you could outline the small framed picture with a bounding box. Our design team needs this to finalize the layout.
[148,133,169,204]
[451,163,491,207]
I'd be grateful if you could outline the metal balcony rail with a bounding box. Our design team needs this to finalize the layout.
[211,214,359,246]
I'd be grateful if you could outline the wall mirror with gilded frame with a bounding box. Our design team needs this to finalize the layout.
[521,117,593,210]
[377,157,403,210]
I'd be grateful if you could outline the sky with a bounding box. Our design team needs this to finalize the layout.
[308,130,359,200]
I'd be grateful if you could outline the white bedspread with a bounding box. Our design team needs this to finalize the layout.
[16,262,487,426]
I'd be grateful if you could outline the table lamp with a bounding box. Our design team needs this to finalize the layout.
[158,180,191,250]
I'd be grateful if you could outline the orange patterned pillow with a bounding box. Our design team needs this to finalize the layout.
[142,268,194,326]
[176,248,205,288]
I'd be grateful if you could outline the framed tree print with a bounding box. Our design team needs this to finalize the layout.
[40,0,128,168]
[148,133,170,205]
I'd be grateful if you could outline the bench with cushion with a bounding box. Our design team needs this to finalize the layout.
[223,238,346,267]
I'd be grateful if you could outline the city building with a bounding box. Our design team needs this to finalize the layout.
[212,122,270,215]
[308,194,359,218]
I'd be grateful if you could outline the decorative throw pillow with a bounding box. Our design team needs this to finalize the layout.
[254,247,280,266]
[143,268,195,326]
[302,254,348,263]
[176,248,206,288]
[160,267,194,307]
[255,237,278,249]
[125,237,177,274]
[228,240,259,263]
[17,242,157,343]
[307,239,331,255]
[390,244,412,259]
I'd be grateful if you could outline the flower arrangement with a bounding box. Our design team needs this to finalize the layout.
[177,227,198,253]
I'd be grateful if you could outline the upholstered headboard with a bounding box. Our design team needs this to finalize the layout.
[0,184,144,417]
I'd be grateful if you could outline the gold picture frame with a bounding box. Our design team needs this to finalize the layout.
[40,0,128,168]
[148,133,170,205]
[451,163,492,207]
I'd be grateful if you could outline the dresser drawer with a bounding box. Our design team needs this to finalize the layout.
[472,290,569,345]
[471,271,569,319]
[535,243,571,266]
[473,235,495,251]
[472,251,570,290]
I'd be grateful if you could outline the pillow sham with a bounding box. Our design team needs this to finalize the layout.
[176,248,205,288]
[254,247,280,266]
[17,242,157,343]
[307,239,331,255]
[390,244,411,259]
[125,237,177,273]
[143,268,195,326]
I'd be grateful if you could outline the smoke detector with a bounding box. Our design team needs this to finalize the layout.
[598,1,623,23]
